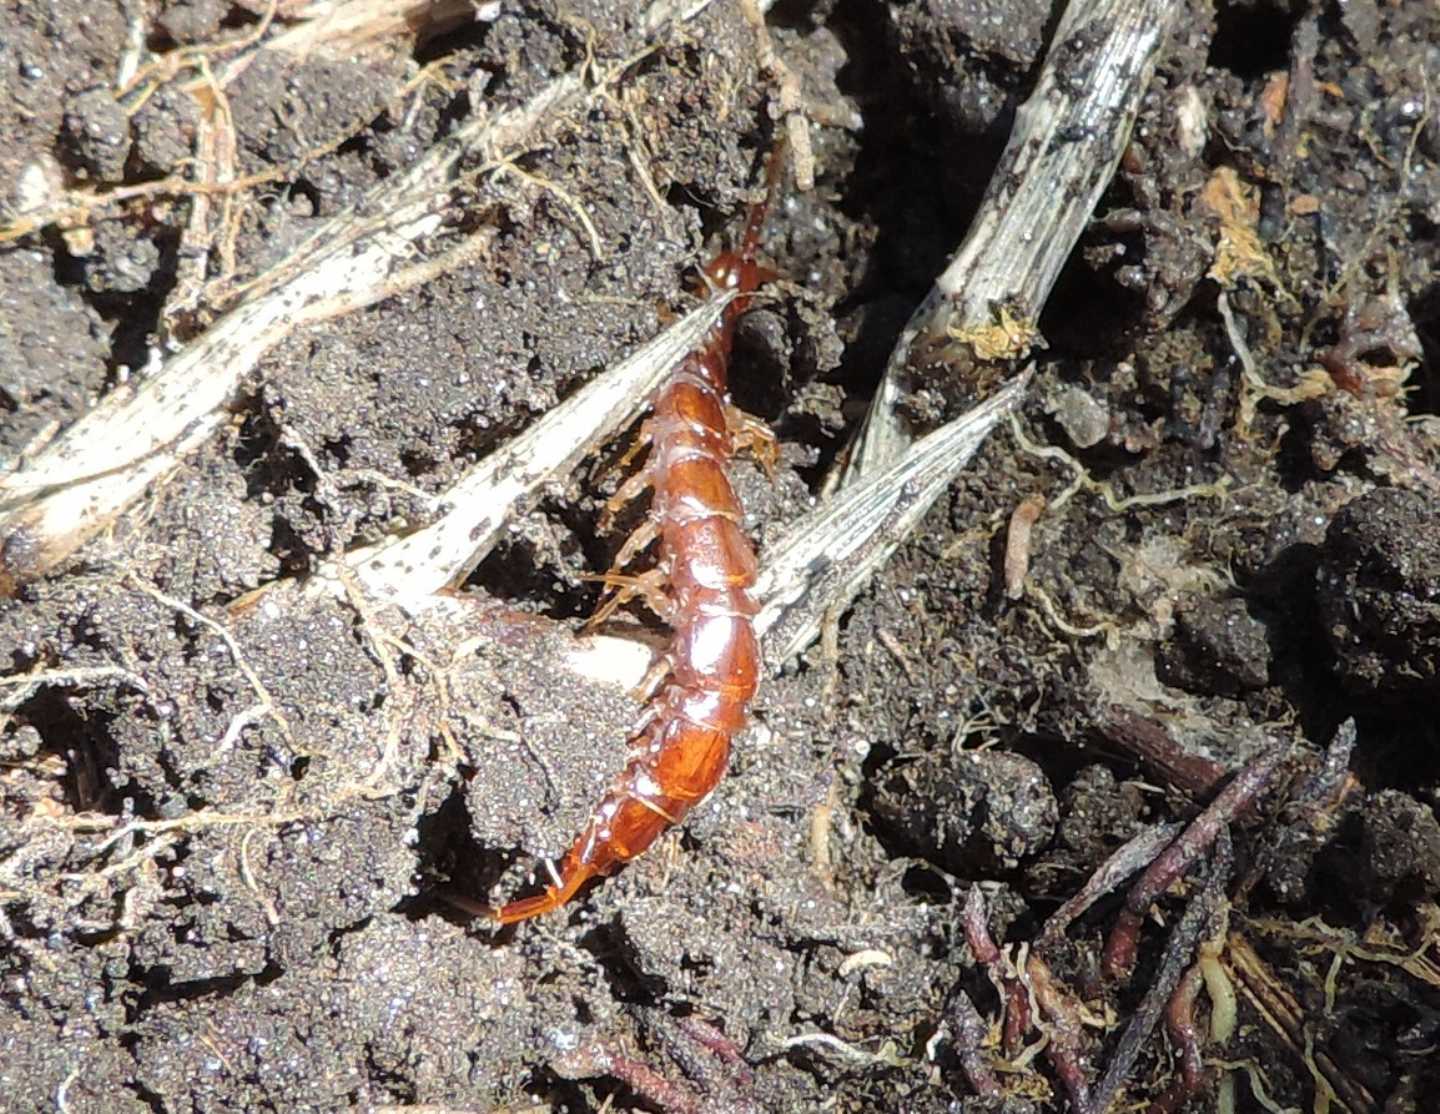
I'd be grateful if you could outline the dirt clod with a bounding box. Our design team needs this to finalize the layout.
[1157,595,1272,696]
[1318,488,1440,700]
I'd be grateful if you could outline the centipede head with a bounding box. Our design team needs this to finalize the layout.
[701,251,777,296]
[700,140,787,297]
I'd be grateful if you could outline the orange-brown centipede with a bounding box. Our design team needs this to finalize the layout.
[491,149,783,924]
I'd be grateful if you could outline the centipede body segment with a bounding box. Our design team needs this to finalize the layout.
[491,151,783,924]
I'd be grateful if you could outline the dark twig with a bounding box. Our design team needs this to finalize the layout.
[1087,830,1232,1114]
[1002,979,1031,1061]
[570,1010,757,1114]
[962,886,1031,1055]
[674,1016,754,1088]
[946,987,1001,1097]
[1104,745,1285,980]
[1040,821,1183,944]
[1026,952,1096,1112]
[553,1038,701,1114]
[963,884,1003,966]
[1096,707,1227,799]
[1144,962,1208,1114]
[1286,717,1358,824]
[1166,961,1209,1097]
[1238,719,1359,906]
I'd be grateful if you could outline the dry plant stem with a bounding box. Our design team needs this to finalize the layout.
[672,1016,753,1088]
[1025,952,1095,1112]
[552,1040,700,1114]
[1237,721,1359,905]
[13,4,471,245]
[846,0,1184,479]
[551,1013,757,1114]
[1104,746,1285,981]
[1039,821,1184,944]
[738,0,814,192]
[346,294,734,607]
[756,371,1031,666]
[1007,414,1232,515]
[961,886,1031,1058]
[0,8,710,596]
[263,0,476,58]
[164,64,236,328]
[0,664,150,736]
[1087,832,1231,1114]
[1220,290,1332,437]
[127,575,296,748]
[945,987,1001,1097]
[963,884,1003,966]
[1148,963,1208,1114]
[117,0,277,100]
[643,0,776,32]
[1286,718,1359,821]
[1096,707,1228,799]
[1148,906,1237,1114]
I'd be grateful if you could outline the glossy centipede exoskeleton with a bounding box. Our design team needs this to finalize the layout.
[490,146,785,924]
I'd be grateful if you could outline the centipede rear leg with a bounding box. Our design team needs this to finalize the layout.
[629,652,678,704]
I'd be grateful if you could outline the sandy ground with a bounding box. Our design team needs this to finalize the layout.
[3,1,1440,1111]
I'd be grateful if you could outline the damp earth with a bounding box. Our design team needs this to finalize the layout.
[3,2,1440,1112]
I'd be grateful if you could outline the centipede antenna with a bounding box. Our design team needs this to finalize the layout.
[740,136,788,263]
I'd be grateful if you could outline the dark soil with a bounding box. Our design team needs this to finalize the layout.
[4,2,1440,1112]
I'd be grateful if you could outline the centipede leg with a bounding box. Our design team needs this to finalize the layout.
[630,651,672,703]
[600,461,655,531]
[726,405,779,480]
[620,417,656,464]
[585,519,661,627]
[613,517,660,569]
[582,567,672,628]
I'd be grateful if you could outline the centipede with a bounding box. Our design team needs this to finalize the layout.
[489,147,785,924]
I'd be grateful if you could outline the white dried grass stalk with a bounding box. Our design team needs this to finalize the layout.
[756,371,1031,667]
[644,0,775,32]
[348,295,733,606]
[847,0,1184,478]
[1,5,713,590]
[265,0,477,57]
